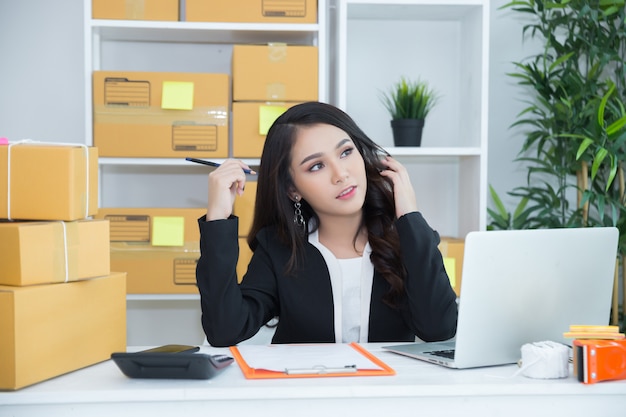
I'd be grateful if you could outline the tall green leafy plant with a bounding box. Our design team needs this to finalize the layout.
[498,0,626,255]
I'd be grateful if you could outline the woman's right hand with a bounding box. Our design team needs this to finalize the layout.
[206,160,255,221]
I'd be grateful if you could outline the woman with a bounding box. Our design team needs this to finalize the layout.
[196,102,457,346]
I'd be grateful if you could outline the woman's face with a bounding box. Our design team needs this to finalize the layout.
[289,123,367,222]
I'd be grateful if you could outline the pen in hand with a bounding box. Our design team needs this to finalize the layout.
[185,157,256,175]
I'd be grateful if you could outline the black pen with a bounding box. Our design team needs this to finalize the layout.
[185,157,255,175]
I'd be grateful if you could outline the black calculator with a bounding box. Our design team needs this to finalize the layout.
[111,345,234,380]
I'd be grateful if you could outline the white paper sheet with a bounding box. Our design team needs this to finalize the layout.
[235,344,384,373]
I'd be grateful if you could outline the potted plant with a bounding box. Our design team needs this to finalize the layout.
[379,77,438,147]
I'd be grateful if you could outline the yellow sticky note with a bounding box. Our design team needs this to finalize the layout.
[161,81,194,110]
[259,105,287,135]
[442,257,456,288]
[152,216,185,246]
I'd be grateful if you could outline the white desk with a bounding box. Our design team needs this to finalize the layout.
[1,343,625,417]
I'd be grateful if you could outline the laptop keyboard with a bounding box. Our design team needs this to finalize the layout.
[427,349,455,359]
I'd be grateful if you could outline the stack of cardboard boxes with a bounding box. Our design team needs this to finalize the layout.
[93,207,207,294]
[0,143,126,390]
[92,0,319,161]
[90,0,319,289]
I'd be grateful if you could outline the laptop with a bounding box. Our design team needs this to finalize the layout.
[383,227,618,369]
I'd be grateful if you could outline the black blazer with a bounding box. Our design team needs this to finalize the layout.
[196,212,458,347]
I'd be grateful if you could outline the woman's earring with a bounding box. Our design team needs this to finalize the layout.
[293,196,305,229]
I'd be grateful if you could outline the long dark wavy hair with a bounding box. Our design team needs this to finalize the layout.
[247,102,406,307]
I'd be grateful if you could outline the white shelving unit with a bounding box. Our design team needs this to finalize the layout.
[83,0,329,345]
[335,0,489,238]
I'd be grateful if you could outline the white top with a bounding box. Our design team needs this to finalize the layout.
[308,229,373,343]
[338,257,362,342]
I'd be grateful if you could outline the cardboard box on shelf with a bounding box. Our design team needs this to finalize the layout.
[232,44,318,102]
[0,219,110,287]
[438,237,465,296]
[110,242,199,294]
[232,102,301,158]
[94,207,206,244]
[94,207,205,294]
[0,272,127,390]
[92,0,179,21]
[233,181,257,237]
[93,71,229,158]
[0,144,98,221]
[237,238,253,284]
[185,0,317,23]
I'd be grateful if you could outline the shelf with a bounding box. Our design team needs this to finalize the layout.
[91,20,321,44]
[96,148,481,167]
[98,157,260,166]
[385,146,482,157]
[346,0,485,21]
[126,294,200,301]
[335,0,489,236]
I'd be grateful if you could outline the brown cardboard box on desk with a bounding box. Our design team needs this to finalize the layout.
[94,207,206,294]
[93,71,229,158]
[0,219,110,286]
[0,272,127,390]
[0,144,98,221]
[185,0,317,23]
[232,44,318,102]
[92,0,179,21]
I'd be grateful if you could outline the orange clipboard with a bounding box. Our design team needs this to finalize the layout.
[229,342,396,379]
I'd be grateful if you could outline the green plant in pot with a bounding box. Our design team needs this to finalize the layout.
[380,77,438,147]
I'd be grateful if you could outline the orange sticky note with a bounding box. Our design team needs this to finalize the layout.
[259,105,287,135]
[442,257,456,288]
[152,216,185,246]
[162,81,194,110]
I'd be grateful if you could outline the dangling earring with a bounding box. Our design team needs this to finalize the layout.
[293,196,305,229]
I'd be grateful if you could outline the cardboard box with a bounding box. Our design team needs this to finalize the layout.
[0,272,127,390]
[233,102,301,158]
[110,242,199,294]
[0,219,110,286]
[237,238,253,283]
[93,71,229,158]
[233,181,257,237]
[94,207,206,244]
[0,144,98,221]
[92,0,179,21]
[94,208,205,294]
[438,237,465,296]
[185,0,317,23]
[232,44,318,102]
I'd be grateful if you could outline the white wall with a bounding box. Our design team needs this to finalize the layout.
[1,0,530,212]
[0,0,85,144]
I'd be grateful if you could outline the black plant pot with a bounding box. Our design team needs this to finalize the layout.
[390,119,425,147]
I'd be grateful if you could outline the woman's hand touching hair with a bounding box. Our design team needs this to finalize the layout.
[378,156,418,218]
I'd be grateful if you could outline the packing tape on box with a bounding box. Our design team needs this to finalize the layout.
[94,106,228,126]
[57,221,70,283]
[125,0,145,19]
[5,140,91,221]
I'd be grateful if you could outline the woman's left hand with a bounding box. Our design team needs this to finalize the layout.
[379,156,419,218]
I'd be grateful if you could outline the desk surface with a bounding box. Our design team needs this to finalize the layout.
[1,343,625,417]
